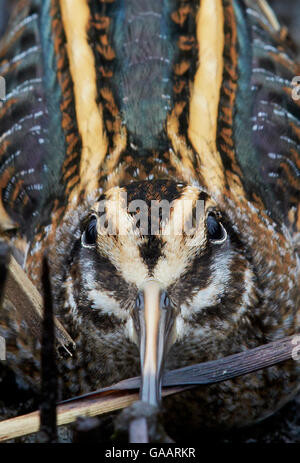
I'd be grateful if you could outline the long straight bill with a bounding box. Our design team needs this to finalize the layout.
[135,280,175,407]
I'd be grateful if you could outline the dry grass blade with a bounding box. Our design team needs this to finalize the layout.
[162,335,296,386]
[3,254,75,355]
[0,335,295,441]
[0,386,186,442]
[62,335,296,404]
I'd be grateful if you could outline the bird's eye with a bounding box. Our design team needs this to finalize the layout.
[82,215,97,247]
[206,213,227,243]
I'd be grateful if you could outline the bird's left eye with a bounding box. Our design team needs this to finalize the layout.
[206,213,227,243]
[82,215,97,247]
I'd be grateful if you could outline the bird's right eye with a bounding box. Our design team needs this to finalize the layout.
[206,213,227,243]
[82,215,97,247]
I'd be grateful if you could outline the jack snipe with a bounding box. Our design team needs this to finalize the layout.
[0,0,300,438]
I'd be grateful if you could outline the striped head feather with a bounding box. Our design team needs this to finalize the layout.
[50,180,257,363]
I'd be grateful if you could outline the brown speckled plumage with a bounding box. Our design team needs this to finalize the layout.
[0,0,300,440]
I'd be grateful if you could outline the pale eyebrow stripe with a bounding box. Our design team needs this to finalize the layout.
[188,0,226,194]
[59,0,108,200]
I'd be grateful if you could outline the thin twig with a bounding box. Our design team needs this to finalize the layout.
[0,387,185,442]
[39,257,57,442]
[0,241,9,304]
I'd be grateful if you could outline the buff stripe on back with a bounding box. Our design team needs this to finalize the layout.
[188,0,226,195]
[59,0,108,201]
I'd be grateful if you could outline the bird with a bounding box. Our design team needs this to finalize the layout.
[0,0,300,440]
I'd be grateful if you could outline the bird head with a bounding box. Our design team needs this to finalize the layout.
[57,180,255,406]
